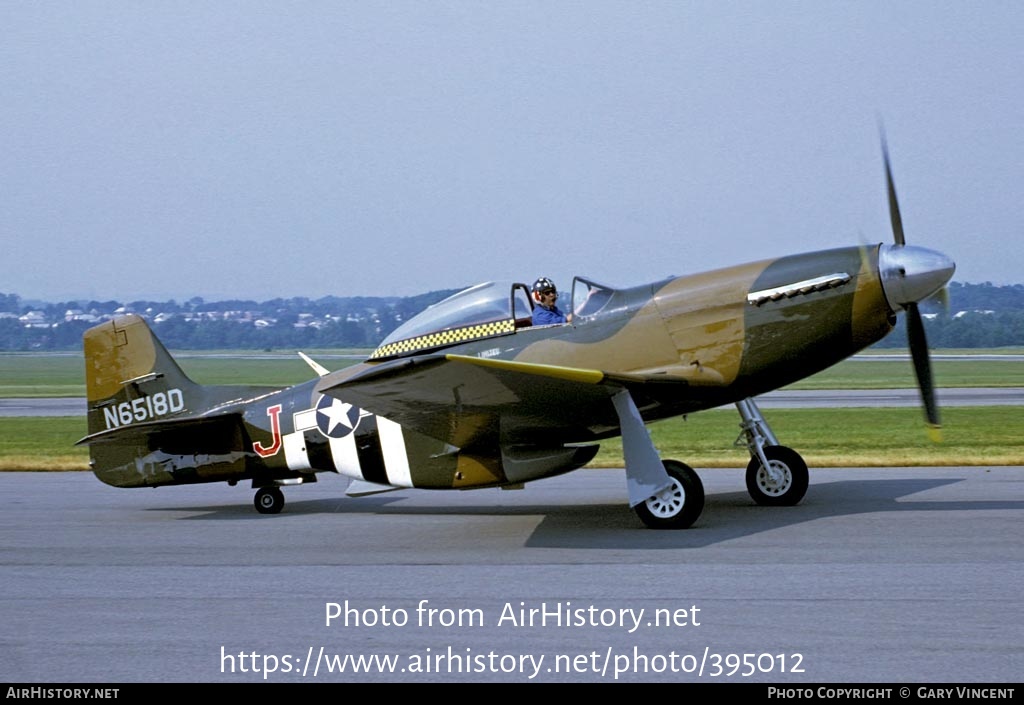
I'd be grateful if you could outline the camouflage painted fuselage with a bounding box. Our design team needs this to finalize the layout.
[80,244,898,495]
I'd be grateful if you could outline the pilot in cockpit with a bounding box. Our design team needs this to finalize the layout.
[531,277,572,325]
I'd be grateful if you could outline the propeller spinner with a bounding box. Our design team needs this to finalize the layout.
[876,132,955,441]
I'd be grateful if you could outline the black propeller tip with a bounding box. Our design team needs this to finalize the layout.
[905,302,942,442]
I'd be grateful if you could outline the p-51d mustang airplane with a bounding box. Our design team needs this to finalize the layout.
[78,139,954,529]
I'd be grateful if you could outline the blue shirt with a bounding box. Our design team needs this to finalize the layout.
[532,302,568,325]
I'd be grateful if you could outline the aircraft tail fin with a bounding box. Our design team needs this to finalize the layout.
[82,314,202,437]
[81,314,261,488]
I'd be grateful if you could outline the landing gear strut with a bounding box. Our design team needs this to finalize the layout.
[735,398,809,506]
[613,388,706,529]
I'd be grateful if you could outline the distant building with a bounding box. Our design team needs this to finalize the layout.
[19,311,49,328]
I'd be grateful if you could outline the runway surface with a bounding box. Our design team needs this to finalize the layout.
[1,467,1021,684]
[4,387,1023,417]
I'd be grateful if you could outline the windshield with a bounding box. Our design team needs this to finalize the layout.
[572,277,615,318]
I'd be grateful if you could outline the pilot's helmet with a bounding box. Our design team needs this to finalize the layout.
[532,277,557,296]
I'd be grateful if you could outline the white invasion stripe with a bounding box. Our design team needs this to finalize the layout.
[377,417,412,488]
[329,433,361,478]
[294,408,317,432]
[283,432,312,471]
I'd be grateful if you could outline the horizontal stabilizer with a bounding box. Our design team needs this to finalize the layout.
[76,411,242,446]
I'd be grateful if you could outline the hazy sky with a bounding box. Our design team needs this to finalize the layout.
[2,2,1020,302]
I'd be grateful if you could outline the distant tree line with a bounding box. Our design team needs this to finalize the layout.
[873,282,1024,348]
[875,310,1024,349]
[1,281,1022,352]
[0,289,459,351]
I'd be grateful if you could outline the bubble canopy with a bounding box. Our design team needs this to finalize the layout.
[371,277,617,360]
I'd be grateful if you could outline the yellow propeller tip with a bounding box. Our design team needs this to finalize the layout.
[927,425,943,443]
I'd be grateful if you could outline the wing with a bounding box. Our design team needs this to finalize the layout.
[314,353,692,450]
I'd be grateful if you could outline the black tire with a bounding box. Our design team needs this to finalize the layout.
[254,486,285,514]
[634,459,705,529]
[745,445,809,507]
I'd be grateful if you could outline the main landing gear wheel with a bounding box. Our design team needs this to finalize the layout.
[254,486,285,514]
[745,445,808,507]
[634,459,705,530]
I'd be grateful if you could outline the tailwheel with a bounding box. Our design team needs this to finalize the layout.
[745,445,808,507]
[634,459,704,530]
[254,486,285,514]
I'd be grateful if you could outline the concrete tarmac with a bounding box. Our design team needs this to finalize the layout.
[1,467,1021,684]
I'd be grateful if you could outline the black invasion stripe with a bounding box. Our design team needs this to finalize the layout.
[354,417,388,484]
[303,431,334,473]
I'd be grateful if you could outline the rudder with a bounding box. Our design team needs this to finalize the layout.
[83,314,199,437]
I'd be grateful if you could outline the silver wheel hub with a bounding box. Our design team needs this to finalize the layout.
[645,478,685,518]
[755,461,792,497]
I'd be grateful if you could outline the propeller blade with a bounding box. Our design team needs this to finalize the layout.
[905,301,942,442]
[880,129,906,246]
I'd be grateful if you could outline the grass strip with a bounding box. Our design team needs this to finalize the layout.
[4,406,1022,472]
